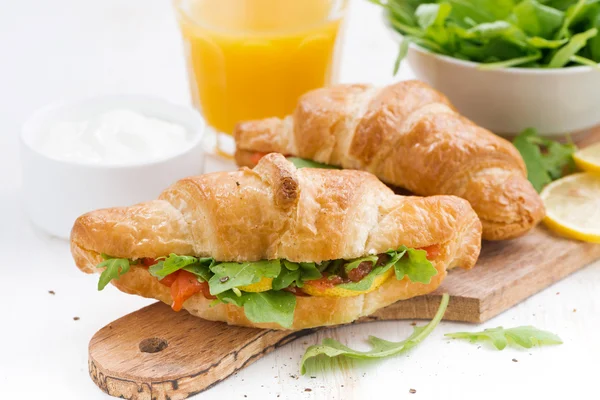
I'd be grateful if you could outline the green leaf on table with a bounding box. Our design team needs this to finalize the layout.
[512,128,577,192]
[286,157,340,170]
[208,260,281,295]
[445,326,563,350]
[300,293,450,374]
[96,256,131,291]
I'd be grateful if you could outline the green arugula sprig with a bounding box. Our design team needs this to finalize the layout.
[373,0,600,71]
[96,254,132,290]
[445,326,563,349]
[300,293,450,374]
[512,128,577,192]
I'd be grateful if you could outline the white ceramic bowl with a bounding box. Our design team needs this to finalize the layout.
[20,95,205,239]
[386,26,600,136]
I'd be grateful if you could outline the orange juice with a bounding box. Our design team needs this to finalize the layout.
[174,0,346,134]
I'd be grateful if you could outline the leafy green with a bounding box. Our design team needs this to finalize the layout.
[94,245,438,327]
[149,254,202,278]
[298,262,323,281]
[243,290,297,328]
[216,289,297,328]
[300,293,450,374]
[393,246,439,284]
[96,255,131,291]
[286,157,340,170]
[512,128,577,192]
[337,251,403,291]
[375,0,600,69]
[209,260,281,295]
[344,255,379,273]
[272,265,301,290]
[549,27,598,67]
[445,326,563,349]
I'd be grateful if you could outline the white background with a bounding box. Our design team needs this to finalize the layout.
[2,0,599,399]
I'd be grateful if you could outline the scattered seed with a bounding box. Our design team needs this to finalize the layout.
[48,290,55,295]
[573,308,577,312]
[556,292,560,295]
[73,317,80,321]
[512,358,518,363]
[409,389,417,394]
[410,322,417,326]
[236,181,240,187]
[304,388,312,392]
[219,276,230,283]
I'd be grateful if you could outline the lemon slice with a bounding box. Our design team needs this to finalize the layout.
[540,172,600,243]
[573,142,600,174]
[238,277,273,293]
[302,268,395,297]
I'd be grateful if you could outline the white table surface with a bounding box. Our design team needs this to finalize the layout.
[2,1,599,399]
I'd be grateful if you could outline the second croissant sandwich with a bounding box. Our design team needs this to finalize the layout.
[234,80,545,241]
[71,154,481,330]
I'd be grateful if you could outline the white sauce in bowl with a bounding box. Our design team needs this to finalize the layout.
[34,109,192,165]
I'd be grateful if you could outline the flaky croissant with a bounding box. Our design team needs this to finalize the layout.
[71,154,481,330]
[234,80,545,241]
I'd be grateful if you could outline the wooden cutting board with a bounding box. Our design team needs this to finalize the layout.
[88,130,600,400]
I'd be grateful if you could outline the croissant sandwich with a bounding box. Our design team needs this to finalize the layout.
[71,154,481,330]
[234,80,545,241]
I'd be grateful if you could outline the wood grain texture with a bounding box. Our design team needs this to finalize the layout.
[89,129,600,399]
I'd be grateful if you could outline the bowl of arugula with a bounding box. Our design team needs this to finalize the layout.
[375,0,600,136]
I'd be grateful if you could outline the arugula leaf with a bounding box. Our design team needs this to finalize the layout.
[182,262,213,282]
[216,290,247,307]
[286,157,340,170]
[549,27,598,67]
[336,252,401,291]
[272,264,301,290]
[209,260,281,295]
[445,326,563,350]
[513,0,564,39]
[299,262,323,281]
[512,128,577,192]
[243,290,297,328]
[148,253,204,278]
[393,37,411,75]
[216,289,296,328]
[394,246,439,284]
[96,256,131,290]
[300,293,450,374]
[344,255,379,273]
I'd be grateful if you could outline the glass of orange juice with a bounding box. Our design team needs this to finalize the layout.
[173,0,348,154]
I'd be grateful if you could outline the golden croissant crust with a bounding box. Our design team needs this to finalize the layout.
[71,154,481,330]
[234,80,545,241]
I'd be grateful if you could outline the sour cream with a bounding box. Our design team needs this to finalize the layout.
[35,109,192,165]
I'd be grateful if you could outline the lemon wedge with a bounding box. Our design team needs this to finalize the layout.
[238,277,273,292]
[540,172,600,243]
[573,142,600,174]
[302,268,395,297]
